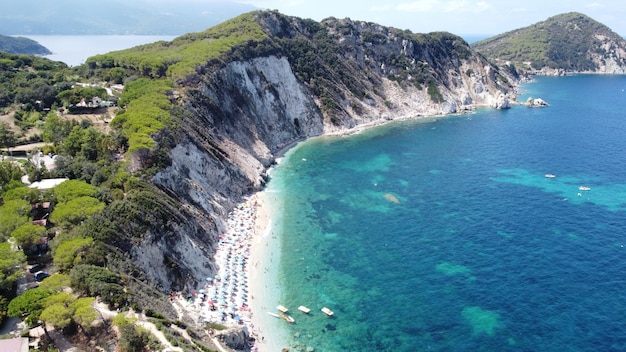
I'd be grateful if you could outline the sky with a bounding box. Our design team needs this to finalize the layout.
[195,0,626,37]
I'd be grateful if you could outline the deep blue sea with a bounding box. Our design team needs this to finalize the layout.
[265,75,626,352]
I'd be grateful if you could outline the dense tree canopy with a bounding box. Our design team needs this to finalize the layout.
[0,242,25,293]
[8,287,54,326]
[70,264,126,307]
[3,186,41,203]
[0,199,31,242]
[0,52,70,110]
[53,236,94,272]
[50,196,105,229]
[0,122,17,150]
[11,223,48,249]
[0,161,24,193]
[39,273,71,291]
[42,112,76,146]
[39,293,96,332]
[51,179,97,203]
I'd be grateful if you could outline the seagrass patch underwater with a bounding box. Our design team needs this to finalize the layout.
[264,75,626,351]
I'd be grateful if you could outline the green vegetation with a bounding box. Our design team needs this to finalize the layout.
[427,79,444,103]
[39,294,96,333]
[0,9,519,351]
[0,199,31,242]
[0,52,70,110]
[0,242,25,293]
[0,34,51,55]
[86,12,268,80]
[111,78,174,152]
[53,236,95,272]
[472,12,621,71]
[11,223,47,248]
[70,264,126,307]
[7,287,54,326]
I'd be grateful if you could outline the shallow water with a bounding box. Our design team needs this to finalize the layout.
[264,75,626,351]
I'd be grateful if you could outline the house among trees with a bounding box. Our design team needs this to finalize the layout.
[28,178,68,190]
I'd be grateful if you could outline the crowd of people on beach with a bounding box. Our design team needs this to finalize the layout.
[174,195,261,348]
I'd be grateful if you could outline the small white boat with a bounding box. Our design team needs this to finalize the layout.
[267,312,280,318]
[545,174,556,178]
[277,305,289,313]
[298,306,311,313]
[321,307,334,316]
[579,186,591,191]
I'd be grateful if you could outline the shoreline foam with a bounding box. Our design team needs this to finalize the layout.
[175,106,510,350]
[248,190,291,350]
[172,190,290,351]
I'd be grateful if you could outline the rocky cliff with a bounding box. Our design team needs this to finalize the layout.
[111,11,519,300]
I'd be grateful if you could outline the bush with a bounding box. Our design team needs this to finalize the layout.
[118,324,149,352]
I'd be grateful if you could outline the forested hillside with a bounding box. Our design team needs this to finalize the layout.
[0,10,519,352]
[472,12,626,73]
[0,35,51,55]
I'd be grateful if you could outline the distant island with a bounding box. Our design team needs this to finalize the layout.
[0,34,50,55]
[472,12,626,74]
[0,0,257,35]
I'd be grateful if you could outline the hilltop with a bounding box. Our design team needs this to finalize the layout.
[472,12,626,74]
[0,10,520,351]
[0,34,51,55]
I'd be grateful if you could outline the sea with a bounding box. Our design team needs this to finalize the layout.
[16,35,176,67]
[263,74,626,352]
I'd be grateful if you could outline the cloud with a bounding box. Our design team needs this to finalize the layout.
[510,7,528,13]
[397,0,490,13]
[396,0,440,13]
[585,2,605,9]
[443,0,490,13]
[369,4,393,12]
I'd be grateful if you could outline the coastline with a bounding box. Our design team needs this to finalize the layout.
[175,96,528,350]
[171,188,291,351]
[248,190,290,351]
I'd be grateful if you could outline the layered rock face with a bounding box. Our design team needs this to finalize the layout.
[142,12,519,294]
[588,34,626,74]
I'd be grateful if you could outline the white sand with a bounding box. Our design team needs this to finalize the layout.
[248,190,291,351]
[173,191,290,351]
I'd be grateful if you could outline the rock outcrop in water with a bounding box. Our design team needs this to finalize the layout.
[108,11,520,300]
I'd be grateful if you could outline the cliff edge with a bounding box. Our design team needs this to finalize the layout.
[89,10,520,301]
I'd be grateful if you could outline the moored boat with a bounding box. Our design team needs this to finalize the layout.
[579,186,591,191]
[545,173,556,178]
[298,305,311,313]
[267,312,280,318]
[277,305,289,313]
[321,307,334,316]
[279,312,295,323]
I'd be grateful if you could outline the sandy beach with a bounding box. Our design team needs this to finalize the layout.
[172,190,289,351]
[248,190,290,351]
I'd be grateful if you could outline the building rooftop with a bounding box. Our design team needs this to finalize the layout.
[28,178,68,190]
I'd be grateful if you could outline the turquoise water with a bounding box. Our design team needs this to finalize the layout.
[265,75,626,351]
